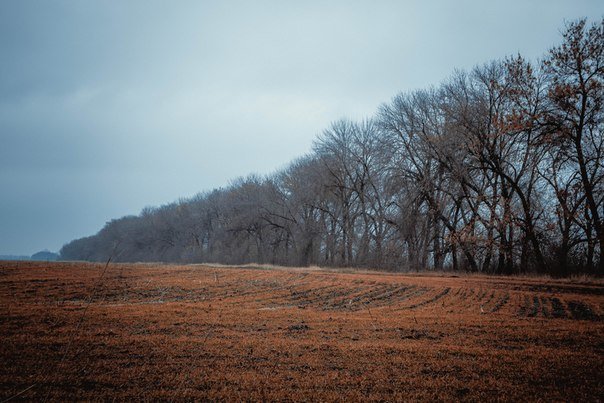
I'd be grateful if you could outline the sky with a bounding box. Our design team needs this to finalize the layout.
[0,0,602,256]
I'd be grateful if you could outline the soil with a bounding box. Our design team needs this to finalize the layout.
[1,261,602,401]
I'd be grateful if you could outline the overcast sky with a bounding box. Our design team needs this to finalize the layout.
[0,1,602,255]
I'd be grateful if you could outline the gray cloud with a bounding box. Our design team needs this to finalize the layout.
[0,0,602,255]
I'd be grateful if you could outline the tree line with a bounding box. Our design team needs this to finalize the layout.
[61,19,603,276]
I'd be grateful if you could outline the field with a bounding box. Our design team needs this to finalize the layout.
[1,261,603,401]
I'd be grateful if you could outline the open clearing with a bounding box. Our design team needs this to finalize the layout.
[1,261,603,401]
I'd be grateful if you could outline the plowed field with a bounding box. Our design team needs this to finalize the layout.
[1,261,603,401]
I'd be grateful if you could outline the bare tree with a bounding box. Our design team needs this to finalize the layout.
[542,18,604,274]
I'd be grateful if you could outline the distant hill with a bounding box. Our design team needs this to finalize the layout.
[30,251,59,261]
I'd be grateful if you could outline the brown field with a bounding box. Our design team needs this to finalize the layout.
[1,261,603,401]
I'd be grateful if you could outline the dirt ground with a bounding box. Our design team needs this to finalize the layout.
[0,261,602,401]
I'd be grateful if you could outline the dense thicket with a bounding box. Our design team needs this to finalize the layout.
[61,19,604,275]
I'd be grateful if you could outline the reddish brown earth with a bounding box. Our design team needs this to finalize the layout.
[1,261,603,401]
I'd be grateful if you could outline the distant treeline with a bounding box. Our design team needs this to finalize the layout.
[0,251,58,261]
[61,19,604,276]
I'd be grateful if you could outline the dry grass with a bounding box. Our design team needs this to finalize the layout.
[1,261,602,401]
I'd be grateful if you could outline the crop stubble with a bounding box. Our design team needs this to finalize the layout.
[0,261,602,401]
